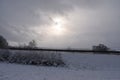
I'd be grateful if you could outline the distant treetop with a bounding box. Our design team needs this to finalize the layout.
[92,44,109,51]
[28,40,37,48]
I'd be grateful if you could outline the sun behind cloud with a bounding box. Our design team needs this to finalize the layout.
[50,17,67,35]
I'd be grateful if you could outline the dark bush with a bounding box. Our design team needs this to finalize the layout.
[92,44,109,51]
[0,49,10,61]
[8,50,65,67]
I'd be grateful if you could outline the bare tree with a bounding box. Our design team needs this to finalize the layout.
[28,40,37,48]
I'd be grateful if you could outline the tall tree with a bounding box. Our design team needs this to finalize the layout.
[0,35,8,48]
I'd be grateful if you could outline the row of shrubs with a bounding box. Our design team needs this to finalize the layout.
[0,49,65,67]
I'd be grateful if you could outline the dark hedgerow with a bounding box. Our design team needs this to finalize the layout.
[0,49,10,61]
[0,49,65,67]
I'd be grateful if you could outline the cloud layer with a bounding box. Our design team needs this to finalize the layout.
[0,0,120,50]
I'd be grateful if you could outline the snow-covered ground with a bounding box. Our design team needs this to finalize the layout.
[0,52,120,80]
[62,52,120,70]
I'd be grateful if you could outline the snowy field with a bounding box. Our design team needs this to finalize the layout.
[0,51,120,80]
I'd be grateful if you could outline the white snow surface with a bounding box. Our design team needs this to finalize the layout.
[0,51,120,80]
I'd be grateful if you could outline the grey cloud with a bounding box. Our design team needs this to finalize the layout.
[63,0,120,49]
[0,0,73,43]
[1,0,72,26]
[0,0,120,50]
[67,0,102,9]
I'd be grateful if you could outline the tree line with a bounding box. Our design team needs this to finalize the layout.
[0,35,112,51]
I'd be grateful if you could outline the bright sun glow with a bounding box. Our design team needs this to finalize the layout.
[51,17,66,35]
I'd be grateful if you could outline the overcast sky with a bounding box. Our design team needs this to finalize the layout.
[0,0,120,50]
